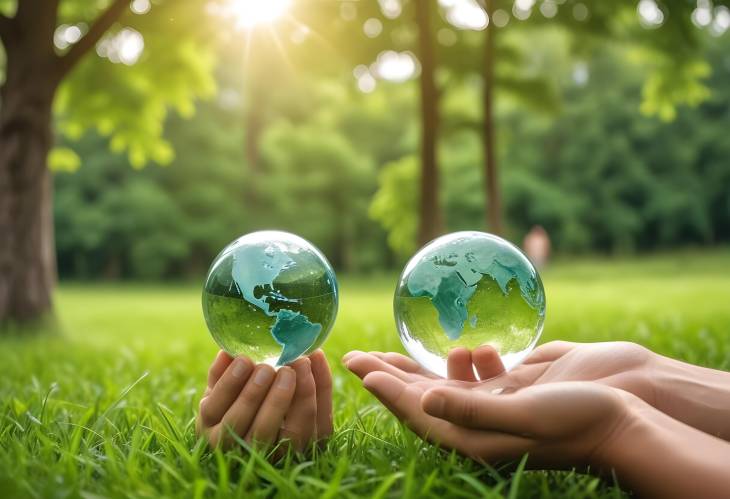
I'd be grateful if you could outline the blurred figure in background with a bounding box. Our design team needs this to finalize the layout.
[523,225,551,269]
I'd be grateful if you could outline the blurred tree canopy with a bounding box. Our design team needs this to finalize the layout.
[0,0,215,324]
[2,0,730,323]
[55,32,730,278]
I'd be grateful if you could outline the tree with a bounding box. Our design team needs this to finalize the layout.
[413,0,443,244]
[299,1,447,246]
[0,0,215,326]
[473,0,729,235]
[481,0,500,235]
[370,34,730,255]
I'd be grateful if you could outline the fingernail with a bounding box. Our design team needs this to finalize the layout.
[423,392,446,416]
[231,358,249,378]
[276,368,295,389]
[362,372,403,402]
[342,351,363,364]
[253,367,274,386]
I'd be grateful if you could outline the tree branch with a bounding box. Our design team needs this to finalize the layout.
[56,0,130,78]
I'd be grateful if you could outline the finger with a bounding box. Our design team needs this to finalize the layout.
[376,352,427,374]
[245,366,297,446]
[199,356,254,428]
[447,348,477,382]
[362,372,530,460]
[472,345,506,380]
[362,371,464,444]
[342,350,365,364]
[421,386,535,435]
[310,349,333,439]
[208,350,235,389]
[345,352,418,382]
[523,341,576,364]
[211,364,276,446]
[279,358,317,450]
[362,371,438,432]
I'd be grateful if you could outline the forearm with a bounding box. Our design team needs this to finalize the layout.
[596,400,730,499]
[651,353,730,439]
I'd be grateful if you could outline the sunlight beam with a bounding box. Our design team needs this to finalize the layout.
[225,0,292,30]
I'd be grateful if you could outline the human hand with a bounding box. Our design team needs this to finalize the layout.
[197,349,333,451]
[465,341,653,398]
[350,340,730,442]
[347,341,654,402]
[345,350,633,466]
[345,348,730,497]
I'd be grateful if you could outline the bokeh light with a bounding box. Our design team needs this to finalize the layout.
[440,0,489,31]
[54,24,85,50]
[216,0,292,30]
[130,0,151,15]
[363,18,383,38]
[572,3,589,21]
[492,9,510,27]
[638,0,665,28]
[540,1,558,19]
[378,0,402,19]
[373,50,418,83]
[96,28,145,65]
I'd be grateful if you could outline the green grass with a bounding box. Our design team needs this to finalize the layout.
[2,250,730,498]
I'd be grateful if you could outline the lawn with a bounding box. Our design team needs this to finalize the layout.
[2,250,730,498]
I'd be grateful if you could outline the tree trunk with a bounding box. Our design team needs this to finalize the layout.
[0,71,58,326]
[483,0,502,235]
[0,0,127,327]
[414,0,443,246]
[0,2,60,326]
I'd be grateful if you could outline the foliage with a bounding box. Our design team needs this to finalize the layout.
[370,156,419,258]
[258,120,376,269]
[54,34,730,278]
[501,40,730,251]
[369,37,730,256]
[55,101,249,279]
[42,3,730,279]
[2,252,730,497]
[51,0,217,168]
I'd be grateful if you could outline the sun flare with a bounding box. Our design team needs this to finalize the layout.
[227,0,292,29]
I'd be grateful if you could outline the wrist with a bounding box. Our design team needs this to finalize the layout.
[604,342,663,407]
[590,392,730,498]
[588,390,649,471]
[650,353,730,439]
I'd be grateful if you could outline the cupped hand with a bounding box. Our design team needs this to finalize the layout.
[345,360,632,465]
[197,349,333,451]
[346,340,654,403]
[342,345,506,385]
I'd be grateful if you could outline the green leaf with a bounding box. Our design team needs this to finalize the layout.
[48,147,81,172]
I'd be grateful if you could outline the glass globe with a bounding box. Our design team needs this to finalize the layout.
[394,231,546,377]
[202,231,338,366]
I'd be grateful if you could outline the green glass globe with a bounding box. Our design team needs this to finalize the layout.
[394,231,546,377]
[202,231,338,366]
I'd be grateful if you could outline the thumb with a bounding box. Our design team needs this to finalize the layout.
[421,386,535,436]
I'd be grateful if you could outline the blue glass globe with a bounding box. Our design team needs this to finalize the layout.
[202,231,338,366]
[394,231,546,377]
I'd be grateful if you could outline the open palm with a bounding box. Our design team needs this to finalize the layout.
[345,340,653,402]
[344,347,634,466]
